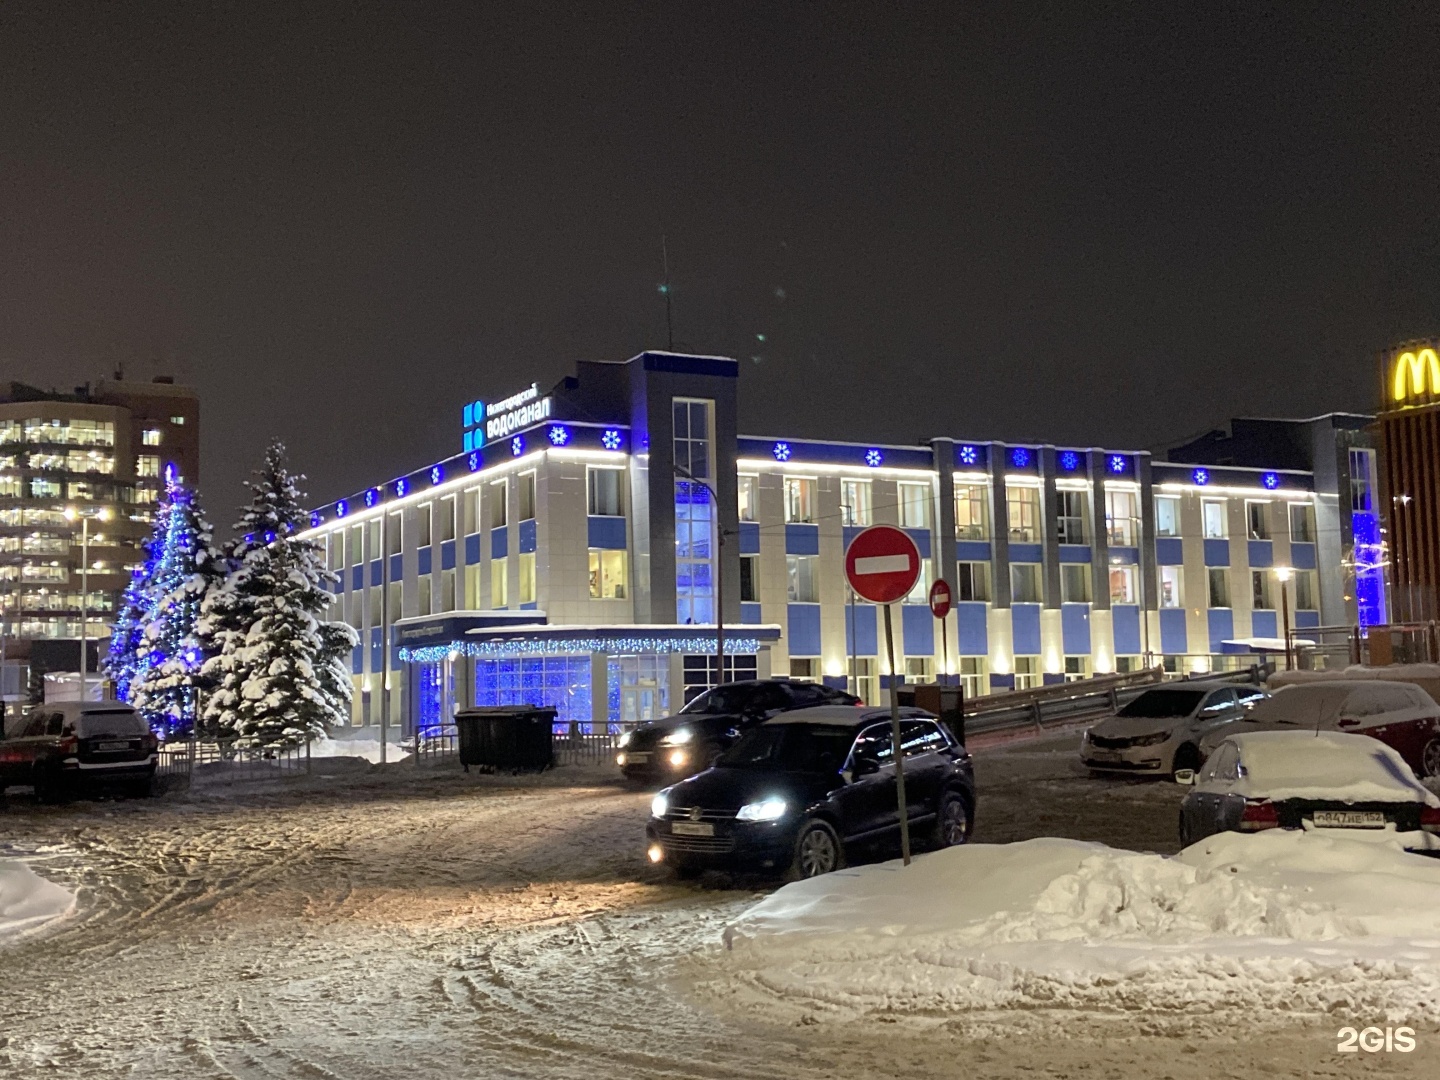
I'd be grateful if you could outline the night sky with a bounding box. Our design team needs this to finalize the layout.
[3,2,1438,520]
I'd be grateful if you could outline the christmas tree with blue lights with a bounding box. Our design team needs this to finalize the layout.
[128,472,227,738]
[104,502,169,704]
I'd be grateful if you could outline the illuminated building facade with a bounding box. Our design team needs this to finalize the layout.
[302,351,1368,737]
[1379,340,1440,621]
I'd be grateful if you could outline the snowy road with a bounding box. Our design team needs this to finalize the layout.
[2,736,1438,1078]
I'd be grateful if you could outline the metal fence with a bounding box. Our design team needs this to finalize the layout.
[552,722,639,767]
[157,739,313,783]
[413,723,459,765]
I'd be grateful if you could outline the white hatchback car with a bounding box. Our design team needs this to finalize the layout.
[1081,683,1267,779]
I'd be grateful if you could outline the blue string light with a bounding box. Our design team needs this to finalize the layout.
[399,634,769,664]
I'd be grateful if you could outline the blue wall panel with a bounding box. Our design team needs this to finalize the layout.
[957,602,988,656]
[369,560,382,587]
[389,554,403,582]
[1010,543,1043,564]
[440,539,456,571]
[1112,604,1142,655]
[738,521,761,554]
[465,533,481,565]
[1159,608,1188,654]
[786,603,823,655]
[905,529,932,559]
[1156,537,1184,565]
[587,516,627,550]
[352,565,364,590]
[1207,608,1234,651]
[842,525,864,553]
[519,520,537,554]
[1011,603,1042,655]
[1203,539,1231,567]
[491,527,508,560]
[1248,540,1273,568]
[369,627,383,670]
[1109,546,1139,565]
[1058,545,1092,564]
[1291,542,1316,570]
[785,523,821,556]
[955,540,992,562]
[741,602,763,625]
[1061,603,1091,654]
[1295,609,1321,629]
[845,603,878,656]
[418,546,432,577]
[902,605,934,656]
[1251,610,1278,639]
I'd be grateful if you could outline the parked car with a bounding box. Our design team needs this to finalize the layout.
[0,701,158,803]
[617,679,860,785]
[645,704,975,880]
[1079,683,1266,779]
[1177,730,1440,849]
[1196,680,1440,777]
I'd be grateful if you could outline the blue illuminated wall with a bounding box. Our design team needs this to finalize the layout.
[1351,510,1387,628]
[474,656,593,732]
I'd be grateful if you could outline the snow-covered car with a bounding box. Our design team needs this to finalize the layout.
[0,701,158,803]
[1196,680,1440,778]
[1177,730,1440,849]
[1079,684,1266,779]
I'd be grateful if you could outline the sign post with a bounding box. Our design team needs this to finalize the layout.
[929,579,952,684]
[844,525,923,867]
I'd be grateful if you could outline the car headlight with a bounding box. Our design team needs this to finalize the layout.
[617,730,632,749]
[736,797,788,823]
[662,727,693,746]
[1133,731,1170,747]
[651,792,669,819]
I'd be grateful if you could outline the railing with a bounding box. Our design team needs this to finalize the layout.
[552,722,641,767]
[157,739,314,783]
[413,723,459,764]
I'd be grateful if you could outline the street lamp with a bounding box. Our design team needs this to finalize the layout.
[64,505,112,700]
[673,464,727,688]
[1274,566,1293,671]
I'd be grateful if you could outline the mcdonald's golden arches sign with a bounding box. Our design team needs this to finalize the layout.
[1387,342,1440,407]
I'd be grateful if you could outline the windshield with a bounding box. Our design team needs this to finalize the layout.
[1117,689,1205,718]
[75,710,148,738]
[1244,685,1351,726]
[715,724,853,773]
[680,685,763,715]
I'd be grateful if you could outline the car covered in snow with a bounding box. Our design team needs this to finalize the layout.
[1177,730,1440,848]
[1079,683,1266,779]
[645,705,975,881]
[1195,680,1440,778]
[0,701,158,803]
[616,679,860,785]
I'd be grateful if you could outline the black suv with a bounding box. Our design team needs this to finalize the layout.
[0,701,158,803]
[645,705,975,880]
[617,679,860,785]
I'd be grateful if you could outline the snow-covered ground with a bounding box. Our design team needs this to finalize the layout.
[716,831,1440,1021]
[308,735,411,763]
[0,856,74,940]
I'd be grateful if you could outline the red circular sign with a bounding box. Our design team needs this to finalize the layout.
[928,579,952,619]
[844,525,922,605]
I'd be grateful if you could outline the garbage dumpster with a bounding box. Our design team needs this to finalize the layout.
[455,706,557,772]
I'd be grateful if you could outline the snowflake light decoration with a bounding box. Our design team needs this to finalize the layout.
[958,445,979,466]
[1010,447,1031,468]
[468,451,481,472]
[601,429,623,451]
[430,465,443,485]
[309,512,321,528]
[1262,472,1280,490]
[548,424,570,446]
[396,478,409,497]
[364,488,379,508]
[511,436,524,457]
[1108,455,1127,474]
[336,500,349,518]
[1192,468,1210,486]
[865,448,883,467]
[772,441,791,462]
[1058,451,1080,471]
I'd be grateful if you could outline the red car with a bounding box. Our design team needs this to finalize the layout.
[0,701,159,802]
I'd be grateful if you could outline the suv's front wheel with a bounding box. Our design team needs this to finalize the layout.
[930,791,972,848]
[785,819,844,881]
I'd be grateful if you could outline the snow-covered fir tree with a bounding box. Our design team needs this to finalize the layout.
[103,503,169,703]
[200,441,356,748]
[128,476,227,738]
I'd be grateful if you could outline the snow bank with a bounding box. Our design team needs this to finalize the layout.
[308,737,410,764]
[716,833,1440,1020]
[0,859,74,941]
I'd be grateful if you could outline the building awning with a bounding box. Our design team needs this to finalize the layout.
[1220,637,1317,654]
[397,622,782,662]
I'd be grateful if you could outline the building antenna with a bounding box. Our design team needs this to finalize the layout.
[661,234,674,351]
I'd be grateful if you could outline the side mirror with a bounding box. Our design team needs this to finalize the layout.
[1174,769,1196,786]
[851,754,881,778]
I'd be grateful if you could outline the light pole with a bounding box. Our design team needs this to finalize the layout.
[1274,566,1293,671]
[64,505,112,700]
[673,464,726,687]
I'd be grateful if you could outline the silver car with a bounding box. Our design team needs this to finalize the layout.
[1080,684,1267,779]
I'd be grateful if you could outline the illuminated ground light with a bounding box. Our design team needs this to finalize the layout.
[1192,468,1210,486]
[548,424,570,446]
[1058,450,1080,471]
[1108,455,1128,474]
[601,429,623,451]
[511,436,525,456]
[958,445,979,466]
[1262,472,1280,490]
[1010,447,1031,468]
[773,441,792,462]
[865,448,883,467]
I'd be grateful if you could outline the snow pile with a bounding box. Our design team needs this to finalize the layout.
[308,737,410,764]
[715,833,1440,1020]
[0,859,74,941]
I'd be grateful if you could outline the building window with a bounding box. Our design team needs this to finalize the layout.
[1064,656,1091,682]
[789,657,818,681]
[1246,501,1269,540]
[898,481,930,529]
[1207,567,1231,608]
[136,455,161,478]
[959,657,986,699]
[1105,489,1138,546]
[674,398,716,625]
[588,467,624,516]
[141,428,161,446]
[169,415,185,425]
[368,587,382,629]
[491,557,508,607]
[955,484,988,540]
[440,568,456,612]
[463,488,479,534]
[905,558,932,604]
[1056,490,1088,545]
[787,554,818,603]
[1013,656,1041,691]
[490,480,508,529]
[387,512,402,556]
[518,552,536,604]
[841,479,871,526]
[1115,656,1143,673]
[1155,495,1182,538]
[905,656,933,683]
[1349,449,1375,514]
[1061,563,1091,603]
[1295,570,1317,610]
[348,525,364,566]
[417,576,432,616]
[851,657,877,704]
[1289,502,1315,543]
[956,561,990,602]
[1007,486,1041,543]
[784,476,815,523]
[519,472,536,521]
[737,475,758,522]
[1109,564,1137,604]
[1252,570,1275,610]
[1011,563,1042,603]
[417,504,433,548]
[739,554,759,602]
[30,478,61,498]
[1201,499,1227,539]
[439,496,456,543]
[588,549,628,599]
[1160,565,1183,608]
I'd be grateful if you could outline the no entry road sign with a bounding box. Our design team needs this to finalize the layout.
[844,525,922,605]
[929,578,952,619]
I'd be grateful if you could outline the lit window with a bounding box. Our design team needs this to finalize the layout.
[588,549,628,599]
[841,479,871,526]
[1160,566,1183,608]
[491,557,508,607]
[1007,486,1041,543]
[587,468,624,517]
[1155,495,1182,538]
[898,482,930,529]
[1201,499,1227,539]
[136,455,162,478]
[1056,490,1088,545]
[142,429,161,446]
[1246,501,1270,541]
[170,415,185,425]
[1109,565,1137,604]
[905,558,932,604]
[518,552,536,603]
[737,475,758,522]
[787,554,818,602]
[955,484,988,540]
[1105,489,1138,546]
[784,476,815,523]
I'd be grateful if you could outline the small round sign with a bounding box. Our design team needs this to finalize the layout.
[928,579,952,620]
[844,525,922,605]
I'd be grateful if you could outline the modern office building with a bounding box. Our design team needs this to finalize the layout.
[0,375,200,643]
[1378,339,1440,622]
[301,350,1376,739]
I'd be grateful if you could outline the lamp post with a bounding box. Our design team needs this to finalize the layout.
[673,464,726,687]
[1274,566,1293,671]
[63,505,112,700]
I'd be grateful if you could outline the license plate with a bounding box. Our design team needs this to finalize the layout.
[97,741,133,752]
[1312,810,1387,829]
[626,752,650,764]
[1089,750,1122,762]
[671,821,714,837]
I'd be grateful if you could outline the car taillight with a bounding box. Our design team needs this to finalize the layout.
[1421,806,1440,835]
[57,735,78,755]
[1239,800,1280,831]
